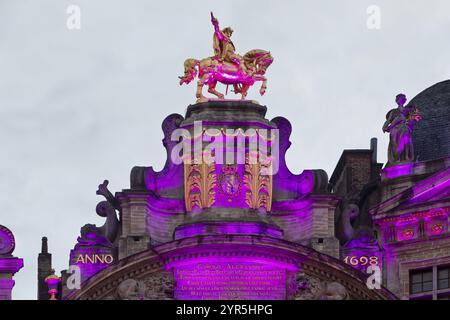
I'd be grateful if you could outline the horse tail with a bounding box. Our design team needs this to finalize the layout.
[179,58,199,85]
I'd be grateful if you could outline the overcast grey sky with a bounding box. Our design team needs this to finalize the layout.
[1,0,449,299]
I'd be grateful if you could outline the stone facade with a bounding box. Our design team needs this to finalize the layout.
[370,160,450,299]
[331,145,450,299]
[329,80,450,300]
[65,235,395,300]
[35,80,449,300]
[43,100,394,301]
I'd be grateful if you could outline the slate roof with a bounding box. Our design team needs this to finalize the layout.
[409,80,450,162]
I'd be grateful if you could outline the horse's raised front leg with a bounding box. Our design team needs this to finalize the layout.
[259,78,267,96]
[208,81,224,99]
[196,75,208,102]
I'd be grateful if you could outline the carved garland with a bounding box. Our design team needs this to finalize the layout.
[184,157,216,212]
[243,153,273,211]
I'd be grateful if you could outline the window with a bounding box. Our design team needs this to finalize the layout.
[410,268,433,294]
[409,265,450,300]
[438,266,450,290]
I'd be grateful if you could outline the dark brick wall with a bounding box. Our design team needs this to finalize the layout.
[330,150,375,197]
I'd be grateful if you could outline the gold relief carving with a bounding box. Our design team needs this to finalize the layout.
[218,165,241,202]
[184,156,216,212]
[244,153,272,211]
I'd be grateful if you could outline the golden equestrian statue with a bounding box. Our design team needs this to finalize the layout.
[179,12,274,102]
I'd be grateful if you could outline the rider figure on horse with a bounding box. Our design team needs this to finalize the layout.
[179,13,273,101]
[211,12,247,74]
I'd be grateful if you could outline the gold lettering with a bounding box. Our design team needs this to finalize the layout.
[85,254,95,264]
[94,254,104,264]
[76,254,114,264]
[104,254,114,264]
[75,255,85,264]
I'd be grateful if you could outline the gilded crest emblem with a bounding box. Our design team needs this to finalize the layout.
[218,165,241,200]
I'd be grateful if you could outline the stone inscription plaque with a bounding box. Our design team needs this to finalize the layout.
[174,262,287,300]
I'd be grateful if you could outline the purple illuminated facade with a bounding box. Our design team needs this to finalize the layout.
[330,82,450,300]
[38,100,393,301]
[32,80,450,300]
[369,164,450,299]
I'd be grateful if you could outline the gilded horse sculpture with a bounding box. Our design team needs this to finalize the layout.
[179,12,274,102]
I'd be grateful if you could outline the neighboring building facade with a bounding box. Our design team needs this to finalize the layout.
[34,80,449,300]
[331,80,450,300]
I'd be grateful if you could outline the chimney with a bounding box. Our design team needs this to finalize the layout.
[41,236,48,254]
[370,137,378,163]
[37,236,52,300]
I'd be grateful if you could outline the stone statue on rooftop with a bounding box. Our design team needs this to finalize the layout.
[382,93,421,165]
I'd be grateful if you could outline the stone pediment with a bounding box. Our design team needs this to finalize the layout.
[370,166,450,219]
